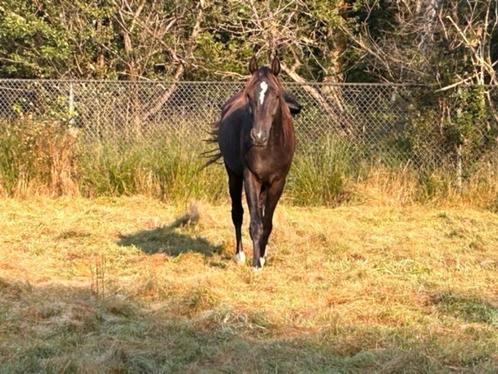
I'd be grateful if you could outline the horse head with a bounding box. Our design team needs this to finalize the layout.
[244,56,287,147]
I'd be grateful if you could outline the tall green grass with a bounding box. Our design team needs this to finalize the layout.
[287,136,362,206]
[0,118,496,209]
[78,142,226,201]
[0,118,227,201]
[0,118,79,195]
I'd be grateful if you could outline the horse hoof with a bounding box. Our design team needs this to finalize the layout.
[252,266,262,273]
[234,251,246,264]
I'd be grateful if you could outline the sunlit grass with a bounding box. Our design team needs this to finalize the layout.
[0,196,497,372]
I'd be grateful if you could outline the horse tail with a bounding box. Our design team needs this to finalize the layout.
[201,91,246,170]
[200,120,222,169]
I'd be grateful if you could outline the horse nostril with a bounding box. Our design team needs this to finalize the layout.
[250,129,268,145]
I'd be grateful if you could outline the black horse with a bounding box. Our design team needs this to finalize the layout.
[207,56,297,269]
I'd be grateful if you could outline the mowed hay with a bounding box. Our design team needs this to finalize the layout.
[0,196,497,372]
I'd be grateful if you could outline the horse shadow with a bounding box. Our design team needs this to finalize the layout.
[117,211,221,257]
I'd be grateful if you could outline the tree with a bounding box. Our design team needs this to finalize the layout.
[343,0,498,86]
[0,0,72,78]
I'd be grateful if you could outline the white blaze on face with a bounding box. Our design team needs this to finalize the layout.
[259,81,268,105]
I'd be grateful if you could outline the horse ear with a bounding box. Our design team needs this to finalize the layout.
[271,56,281,76]
[249,56,258,74]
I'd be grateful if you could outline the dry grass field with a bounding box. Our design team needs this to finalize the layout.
[0,196,497,373]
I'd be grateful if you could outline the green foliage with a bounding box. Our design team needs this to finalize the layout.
[449,87,493,153]
[0,0,350,80]
[0,1,71,77]
[288,136,361,206]
[0,0,497,89]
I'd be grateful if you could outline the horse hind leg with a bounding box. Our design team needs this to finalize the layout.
[228,173,245,264]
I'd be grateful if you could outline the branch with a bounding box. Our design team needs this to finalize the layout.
[281,62,353,136]
[140,1,205,122]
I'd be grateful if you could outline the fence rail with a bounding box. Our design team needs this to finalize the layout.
[0,79,496,171]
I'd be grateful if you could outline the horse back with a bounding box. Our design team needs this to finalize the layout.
[217,97,250,175]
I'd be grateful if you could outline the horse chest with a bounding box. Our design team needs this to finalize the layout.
[244,148,291,182]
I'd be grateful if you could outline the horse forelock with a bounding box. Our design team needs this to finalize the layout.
[245,67,283,95]
[219,67,278,120]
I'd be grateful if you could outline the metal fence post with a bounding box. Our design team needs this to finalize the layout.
[68,82,75,126]
[456,144,463,193]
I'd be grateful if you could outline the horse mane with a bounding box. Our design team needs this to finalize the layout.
[203,67,293,167]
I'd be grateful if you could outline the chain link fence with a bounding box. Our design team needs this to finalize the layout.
[0,79,496,171]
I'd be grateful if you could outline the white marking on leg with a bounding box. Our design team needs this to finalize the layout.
[259,81,268,105]
[260,257,265,268]
[234,251,246,264]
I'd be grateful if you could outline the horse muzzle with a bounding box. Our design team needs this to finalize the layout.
[250,128,269,146]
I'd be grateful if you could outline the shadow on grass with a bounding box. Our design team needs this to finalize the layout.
[431,291,498,325]
[118,227,221,257]
[117,210,221,257]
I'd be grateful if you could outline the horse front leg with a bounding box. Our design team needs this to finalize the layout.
[243,169,264,269]
[259,178,285,267]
